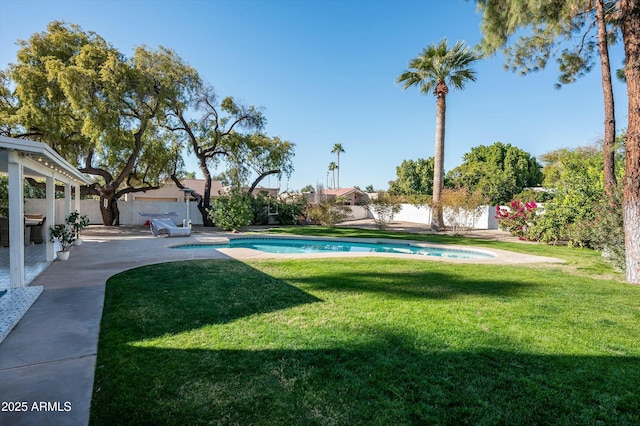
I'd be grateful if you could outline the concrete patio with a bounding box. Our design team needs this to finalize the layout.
[0,226,234,425]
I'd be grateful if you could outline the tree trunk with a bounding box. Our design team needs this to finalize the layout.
[99,193,119,226]
[200,171,214,227]
[620,0,640,284]
[596,0,617,195]
[431,83,447,231]
[170,173,212,228]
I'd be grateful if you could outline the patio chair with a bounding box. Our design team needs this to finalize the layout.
[29,216,46,244]
[150,218,191,237]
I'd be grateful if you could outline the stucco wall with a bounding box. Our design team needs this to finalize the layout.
[25,199,203,226]
[354,204,499,230]
[24,199,499,229]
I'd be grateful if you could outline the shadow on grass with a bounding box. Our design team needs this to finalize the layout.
[102,260,322,340]
[91,333,640,425]
[289,267,537,300]
[92,259,638,425]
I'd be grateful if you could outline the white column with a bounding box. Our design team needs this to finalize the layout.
[7,151,24,288]
[73,183,81,213]
[64,181,72,218]
[46,175,56,261]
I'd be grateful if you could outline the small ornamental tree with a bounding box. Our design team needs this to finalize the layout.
[495,200,538,240]
[49,223,75,251]
[441,187,486,233]
[66,211,90,239]
[366,192,402,230]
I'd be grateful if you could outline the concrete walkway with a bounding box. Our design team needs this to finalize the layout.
[0,224,560,425]
[0,226,233,426]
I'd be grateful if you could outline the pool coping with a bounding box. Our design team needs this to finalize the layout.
[171,233,565,265]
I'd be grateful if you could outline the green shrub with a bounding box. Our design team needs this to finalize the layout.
[512,188,554,203]
[250,193,271,225]
[307,200,352,226]
[585,187,625,271]
[275,196,306,225]
[249,192,306,226]
[207,190,254,231]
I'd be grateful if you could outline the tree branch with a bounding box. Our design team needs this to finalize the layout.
[248,169,281,195]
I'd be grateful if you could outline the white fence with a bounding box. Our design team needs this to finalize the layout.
[349,204,499,230]
[25,199,203,226]
[25,199,499,230]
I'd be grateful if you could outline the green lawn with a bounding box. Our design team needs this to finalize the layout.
[90,228,639,425]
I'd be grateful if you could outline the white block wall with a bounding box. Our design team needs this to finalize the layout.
[356,204,499,230]
[24,199,203,226]
[24,199,500,229]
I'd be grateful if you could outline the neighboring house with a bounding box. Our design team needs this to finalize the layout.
[241,186,279,197]
[313,188,369,205]
[123,178,278,202]
[123,179,220,202]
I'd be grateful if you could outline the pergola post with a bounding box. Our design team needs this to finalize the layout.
[46,175,55,261]
[64,182,72,219]
[74,183,81,213]
[7,151,25,289]
[1,136,92,288]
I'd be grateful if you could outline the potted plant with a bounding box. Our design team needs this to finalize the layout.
[49,224,75,260]
[66,211,89,245]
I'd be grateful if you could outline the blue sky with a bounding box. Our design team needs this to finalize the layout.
[0,0,629,192]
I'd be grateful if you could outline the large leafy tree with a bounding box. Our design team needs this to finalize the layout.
[447,142,543,205]
[1,22,199,225]
[477,0,640,283]
[531,145,624,245]
[477,0,619,196]
[227,132,295,195]
[388,158,435,196]
[331,143,345,189]
[164,84,294,226]
[397,39,481,230]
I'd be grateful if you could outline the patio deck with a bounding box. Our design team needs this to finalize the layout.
[0,242,51,288]
[0,243,50,343]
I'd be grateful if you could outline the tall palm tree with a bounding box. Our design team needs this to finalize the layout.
[397,39,480,230]
[328,162,337,189]
[331,143,345,188]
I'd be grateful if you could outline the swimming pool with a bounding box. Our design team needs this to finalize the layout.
[170,237,496,260]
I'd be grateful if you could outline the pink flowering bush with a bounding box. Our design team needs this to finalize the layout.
[495,200,538,240]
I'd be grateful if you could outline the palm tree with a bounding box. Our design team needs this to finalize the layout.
[331,143,345,188]
[397,39,480,230]
[328,162,337,188]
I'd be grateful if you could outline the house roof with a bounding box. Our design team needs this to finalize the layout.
[321,188,365,197]
[179,178,224,196]
[0,135,92,185]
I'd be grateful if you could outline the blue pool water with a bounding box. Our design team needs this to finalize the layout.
[171,237,495,259]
